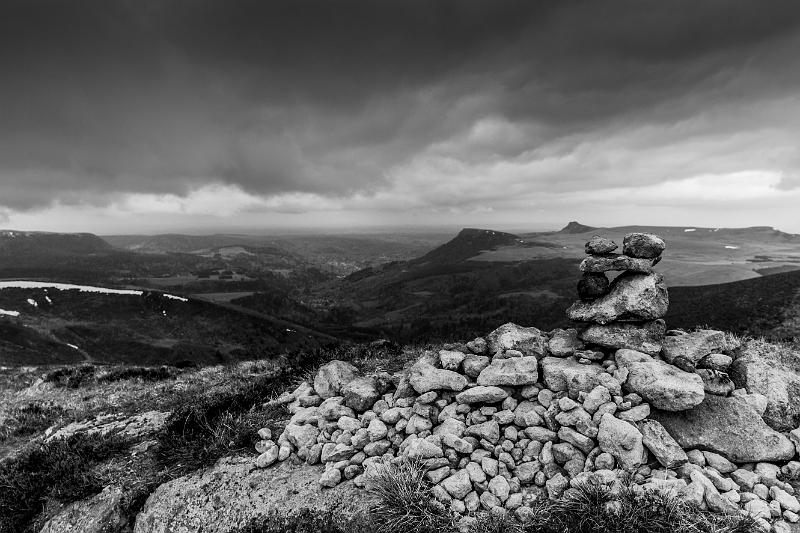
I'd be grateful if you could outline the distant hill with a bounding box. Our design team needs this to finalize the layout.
[0,231,112,256]
[0,286,336,366]
[410,228,522,266]
[559,221,597,234]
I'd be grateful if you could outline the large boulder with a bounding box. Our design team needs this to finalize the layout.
[477,357,538,387]
[342,376,382,412]
[41,485,127,533]
[729,339,800,431]
[408,363,467,394]
[486,323,549,357]
[622,233,665,259]
[314,361,359,399]
[650,395,796,463]
[620,353,705,411]
[597,414,645,471]
[540,357,604,395]
[661,330,727,366]
[134,459,365,533]
[580,320,665,356]
[566,273,668,325]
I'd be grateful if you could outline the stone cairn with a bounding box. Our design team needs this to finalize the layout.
[252,233,800,533]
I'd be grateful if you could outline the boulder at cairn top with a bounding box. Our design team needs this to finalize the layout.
[580,319,665,356]
[661,329,728,366]
[577,273,610,300]
[486,322,549,357]
[566,273,668,325]
[585,235,618,254]
[650,394,796,463]
[622,233,665,259]
[579,254,657,274]
[314,360,359,399]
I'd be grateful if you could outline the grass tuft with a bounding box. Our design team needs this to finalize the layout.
[366,459,454,533]
[0,433,128,533]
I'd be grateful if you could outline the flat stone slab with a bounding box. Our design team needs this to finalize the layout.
[650,395,796,463]
[580,319,665,356]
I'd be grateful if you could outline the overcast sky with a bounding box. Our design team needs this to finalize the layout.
[3,0,800,234]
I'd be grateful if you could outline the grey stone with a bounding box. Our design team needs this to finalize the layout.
[585,236,618,254]
[577,273,610,300]
[696,369,735,396]
[661,330,726,365]
[314,361,359,399]
[580,320,665,356]
[566,273,668,324]
[456,386,508,404]
[41,486,127,533]
[729,339,800,431]
[486,322,549,357]
[408,363,467,394]
[579,254,657,274]
[597,414,644,471]
[624,357,705,411]
[477,357,538,387]
[650,395,796,463]
[540,357,605,395]
[548,328,585,357]
[622,233,665,259]
[462,354,491,377]
[639,419,687,469]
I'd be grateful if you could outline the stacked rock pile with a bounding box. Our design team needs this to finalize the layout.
[253,233,800,533]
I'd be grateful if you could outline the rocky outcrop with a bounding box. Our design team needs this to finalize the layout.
[41,486,127,533]
[45,411,169,442]
[134,459,366,533]
[650,395,795,463]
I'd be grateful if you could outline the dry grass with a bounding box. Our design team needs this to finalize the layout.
[366,459,454,533]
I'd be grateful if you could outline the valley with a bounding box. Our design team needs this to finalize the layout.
[1,222,799,367]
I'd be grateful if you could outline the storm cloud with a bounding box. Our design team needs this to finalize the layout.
[3,0,800,230]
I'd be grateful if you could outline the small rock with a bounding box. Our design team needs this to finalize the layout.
[585,236,618,254]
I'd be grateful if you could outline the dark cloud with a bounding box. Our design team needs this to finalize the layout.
[1,0,800,213]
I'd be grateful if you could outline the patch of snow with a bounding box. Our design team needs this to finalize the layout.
[0,309,20,317]
[684,228,696,232]
[0,281,141,295]
[27,298,38,307]
[285,328,296,333]
[67,343,79,350]
[163,294,188,302]
[45,296,52,304]
[724,245,739,250]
